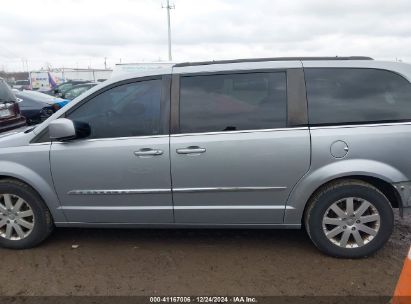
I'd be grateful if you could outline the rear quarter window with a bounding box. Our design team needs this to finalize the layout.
[305,68,411,125]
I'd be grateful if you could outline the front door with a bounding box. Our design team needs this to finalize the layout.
[170,70,310,224]
[50,77,173,223]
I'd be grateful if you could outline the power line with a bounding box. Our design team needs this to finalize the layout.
[162,0,175,61]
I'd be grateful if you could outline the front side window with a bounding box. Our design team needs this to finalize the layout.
[67,80,162,139]
[179,72,287,133]
[305,68,411,125]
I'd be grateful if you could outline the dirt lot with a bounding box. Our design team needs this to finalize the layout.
[0,214,410,297]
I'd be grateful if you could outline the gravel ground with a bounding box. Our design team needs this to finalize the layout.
[0,214,410,297]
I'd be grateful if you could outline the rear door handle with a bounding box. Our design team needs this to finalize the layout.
[176,146,206,154]
[134,148,163,157]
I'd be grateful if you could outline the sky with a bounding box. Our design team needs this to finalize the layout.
[1,0,411,72]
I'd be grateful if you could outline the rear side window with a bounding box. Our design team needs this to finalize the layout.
[305,68,411,125]
[179,72,287,133]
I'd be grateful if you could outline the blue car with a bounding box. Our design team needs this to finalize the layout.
[14,90,69,125]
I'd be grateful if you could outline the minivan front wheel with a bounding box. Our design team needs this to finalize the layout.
[0,179,54,249]
[305,180,394,258]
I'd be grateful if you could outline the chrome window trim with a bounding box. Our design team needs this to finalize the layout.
[53,134,169,144]
[52,127,309,143]
[309,121,411,130]
[170,127,308,138]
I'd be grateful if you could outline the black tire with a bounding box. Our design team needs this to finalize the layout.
[0,179,54,249]
[304,179,394,258]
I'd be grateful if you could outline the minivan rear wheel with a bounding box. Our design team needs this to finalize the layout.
[0,179,54,249]
[304,180,394,258]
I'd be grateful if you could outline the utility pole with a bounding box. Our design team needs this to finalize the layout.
[104,57,107,69]
[21,58,29,72]
[162,0,175,61]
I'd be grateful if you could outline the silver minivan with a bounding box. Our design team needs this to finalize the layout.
[1,57,410,258]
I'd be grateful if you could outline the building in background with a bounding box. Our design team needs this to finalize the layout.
[0,71,29,87]
[30,68,113,91]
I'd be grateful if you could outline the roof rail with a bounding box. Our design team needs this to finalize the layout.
[173,56,374,68]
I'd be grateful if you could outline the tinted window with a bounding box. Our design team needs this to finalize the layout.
[179,72,287,133]
[68,80,162,139]
[305,68,411,125]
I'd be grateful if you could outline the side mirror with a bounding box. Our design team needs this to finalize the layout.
[49,118,90,141]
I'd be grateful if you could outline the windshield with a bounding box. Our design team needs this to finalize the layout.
[65,85,94,99]
[15,80,30,85]
[56,83,74,93]
[0,79,17,102]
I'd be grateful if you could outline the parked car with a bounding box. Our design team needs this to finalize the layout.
[0,57,411,258]
[14,90,69,125]
[45,80,91,97]
[13,79,31,91]
[62,83,97,100]
[0,78,26,133]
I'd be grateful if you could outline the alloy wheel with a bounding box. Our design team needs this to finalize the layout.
[322,197,381,248]
[0,194,35,241]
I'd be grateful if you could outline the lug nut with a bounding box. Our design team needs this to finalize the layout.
[343,225,347,229]
[352,227,356,231]
[356,220,360,224]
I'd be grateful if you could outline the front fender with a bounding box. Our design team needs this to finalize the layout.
[284,159,407,224]
[0,160,66,222]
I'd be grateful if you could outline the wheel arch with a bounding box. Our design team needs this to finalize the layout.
[0,162,66,223]
[300,175,400,223]
[284,159,405,224]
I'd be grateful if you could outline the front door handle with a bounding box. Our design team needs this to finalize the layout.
[134,148,163,157]
[176,146,206,154]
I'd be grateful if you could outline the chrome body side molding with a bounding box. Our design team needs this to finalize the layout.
[173,186,287,193]
[68,186,287,195]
